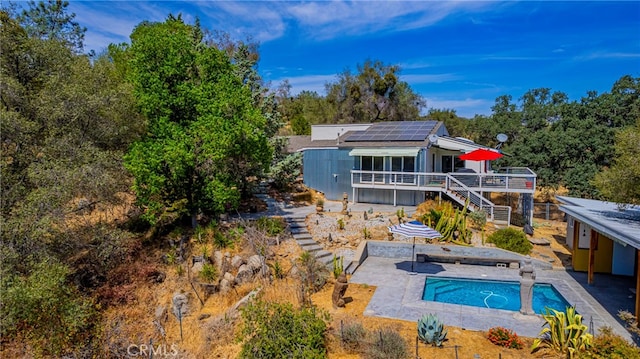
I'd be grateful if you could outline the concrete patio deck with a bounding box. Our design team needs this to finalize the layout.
[350,254,636,343]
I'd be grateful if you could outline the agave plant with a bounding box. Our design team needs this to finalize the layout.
[531,306,593,358]
[417,313,447,347]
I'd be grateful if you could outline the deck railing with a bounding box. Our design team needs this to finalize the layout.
[351,169,536,192]
[350,168,530,224]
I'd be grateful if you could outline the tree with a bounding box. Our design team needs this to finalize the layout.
[18,0,86,52]
[325,59,424,123]
[426,108,470,138]
[594,120,640,205]
[0,260,94,356]
[122,17,273,227]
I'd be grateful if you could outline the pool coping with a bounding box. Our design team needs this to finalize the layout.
[349,256,634,342]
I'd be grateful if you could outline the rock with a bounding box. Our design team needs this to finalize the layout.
[198,314,211,321]
[235,264,253,285]
[232,288,261,312]
[172,293,188,318]
[219,278,231,294]
[147,270,166,284]
[192,261,203,273]
[231,255,244,268]
[223,272,234,282]
[214,251,223,270]
[155,305,167,323]
[201,283,218,296]
[529,237,551,245]
[247,255,263,273]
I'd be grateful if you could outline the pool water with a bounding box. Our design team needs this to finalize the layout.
[423,277,572,314]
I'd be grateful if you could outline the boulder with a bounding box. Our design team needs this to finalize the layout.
[223,272,234,282]
[219,278,231,294]
[247,255,263,273]
[235,264,253,285]
[155,305,167,323]
[172,293,188,318]
[214,251,223,270]
[192,261,203,273]
[231,255,245,269]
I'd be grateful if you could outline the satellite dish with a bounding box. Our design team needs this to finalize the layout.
[496,133,508,143]
[428,134,439,143]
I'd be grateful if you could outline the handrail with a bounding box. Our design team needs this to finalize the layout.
[446,175,495,210]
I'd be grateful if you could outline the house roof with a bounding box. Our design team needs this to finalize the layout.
[556,195,640,249]
[343,121,439,142]
[285,135,337,152]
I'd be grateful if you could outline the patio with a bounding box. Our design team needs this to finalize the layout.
[349,253,637,343]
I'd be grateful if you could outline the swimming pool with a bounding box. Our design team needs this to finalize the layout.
[423,276,572,314]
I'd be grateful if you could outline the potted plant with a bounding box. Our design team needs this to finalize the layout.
[316,198,324,213]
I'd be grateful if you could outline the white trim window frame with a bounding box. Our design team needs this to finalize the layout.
[360,156,385,184]
[390,156,416,184]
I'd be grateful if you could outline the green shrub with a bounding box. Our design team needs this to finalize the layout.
[583,327,640,359]
[1,260,95,356]
[239,300,329,359]
[199,263,217,282]
[487,227,532,255]
[531,306,592,358]
[297,251,328,306]
[337,218,345,230]
[256,216,285,236]
[268,260,286,279]
[332,255,344,279]
[468,210,487,229]
[213,230,234,249]
[365,328,409,359]
[340,320,367,351]
[487,326,524,349]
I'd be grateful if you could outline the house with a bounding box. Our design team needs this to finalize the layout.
[557,196,640,319]
[289,120,537,224]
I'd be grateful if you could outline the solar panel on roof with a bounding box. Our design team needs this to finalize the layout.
[344,121,437,142]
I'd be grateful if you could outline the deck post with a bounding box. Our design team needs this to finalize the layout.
[393,189,397,207]
[588,229,597,285]
[636,249,640,325]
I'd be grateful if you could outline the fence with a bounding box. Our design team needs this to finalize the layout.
[532,202,564,221]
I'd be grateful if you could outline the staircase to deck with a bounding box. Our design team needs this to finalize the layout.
[444,175,511,224]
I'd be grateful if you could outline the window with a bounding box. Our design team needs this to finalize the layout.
[391,156,416,183]
[442,155,465,173]
[361,156,384,183]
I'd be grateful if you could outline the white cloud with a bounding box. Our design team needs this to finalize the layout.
[403,73,459,84]
[285,1,493,41]
[574,52,640,61]
[424,97,492,118]
[270,74,338,95]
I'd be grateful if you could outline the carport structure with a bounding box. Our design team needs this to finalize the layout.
[557,196,640,321]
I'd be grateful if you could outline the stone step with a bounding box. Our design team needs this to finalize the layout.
[287,217,307,223]
[300,244,323,253]
[288,223,307,230]
[296,239,317,246]
[314,250,333,262]
[289,227,308,235]
[293,233,312,240]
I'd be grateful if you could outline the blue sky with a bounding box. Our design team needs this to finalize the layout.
[58,1,640,117]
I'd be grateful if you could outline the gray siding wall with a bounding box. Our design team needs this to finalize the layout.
[357,189,424,206]
[303,147,428,205]
[303,149,354,200]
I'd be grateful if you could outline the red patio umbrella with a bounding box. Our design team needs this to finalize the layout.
[459,148,503,161]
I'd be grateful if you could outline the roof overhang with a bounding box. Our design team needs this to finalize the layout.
[556,195,640,249]
[348,148,420,157]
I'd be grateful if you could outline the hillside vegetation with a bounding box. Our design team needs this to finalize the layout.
[1,1,639,357]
